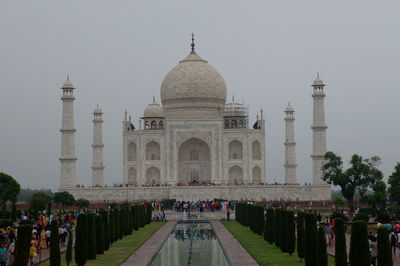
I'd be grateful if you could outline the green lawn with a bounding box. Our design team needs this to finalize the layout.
[39,222,166,266]
[222,221,335,266]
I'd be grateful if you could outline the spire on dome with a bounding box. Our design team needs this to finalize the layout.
[312,72,325,87]
[153,96,156,102]
[191,33,195,53]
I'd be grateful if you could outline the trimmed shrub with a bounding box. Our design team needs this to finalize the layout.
[146,203,153,224]
[140,204,146,227]
[318,226,327,266]
[119,207,125,239]
[275,208,282,248]
[50,219,61,266]
[87,212,96,259]
[353,213,369,222]
[280,210,288,253]
[66,228,73,266]
[377,226,392,266]
[264,208,275,244]
[349,220,370,266]
[127,207,132,235]
[331,212,348,222]
[75,213,88,266]
[114,208,120,241]
[334,218,347,266]
[287,211,295,256]
[95,215,105,254]
[100,209,110,250]
[297,212,305,261]
[109,209,115,244]
[304,213,318,266]
[13,223,32,266]
[132,205,138,230]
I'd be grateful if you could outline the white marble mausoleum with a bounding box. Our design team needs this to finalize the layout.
[59,36,331,202]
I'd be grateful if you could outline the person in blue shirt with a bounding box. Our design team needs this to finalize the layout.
[0,242,7,266]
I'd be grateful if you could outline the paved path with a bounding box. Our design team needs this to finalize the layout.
[121,221,176,266]
[210,220,258,266]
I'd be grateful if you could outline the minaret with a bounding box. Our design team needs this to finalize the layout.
[92,104,105,187]
[311,73,327,184]
[59,76,77,188]
[284,102,297,184]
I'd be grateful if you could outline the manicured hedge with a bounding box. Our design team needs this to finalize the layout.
[99,209,110,250]
[287,211,295,256]
[75,213,88,266]
[50,219,61,266]
[318,226,327,266]
[87,212,97,259]
[349,220,370,266]
[377,226,392,266]
[305,213,318,266]
[95,215,105,254]
[297,212,305,261]
[334,218,347,266]
[13,223,32,266]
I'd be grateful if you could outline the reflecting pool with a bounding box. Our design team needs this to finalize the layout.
[150,222,230,266]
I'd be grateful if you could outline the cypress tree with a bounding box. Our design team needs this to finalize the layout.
[377,226,392,266]
[318,226,327,266]
[95,215,105,254]
[275,208,281,248]
[146,203,153,224]
[119,207,124,239]
[13,223,32,266]
[304,213,318,266]
[334,217,347,266]
[131,204,139,231]
[66,228,73,266]
[349,220,370,266]
[87,212,96,259]
[264,208,274,243]
[109,209,115,244]
[127,207,132,235]
[280,210,288,253]
[258,206,265,235]
[100,209,110,250]
[140,204,146,227]
[75,213,88,266]
[287,211,295,256]
[296,212,305,262]
[50,219,61,266]
[114,208,120,241]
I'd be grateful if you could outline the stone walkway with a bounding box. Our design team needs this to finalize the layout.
[121,221,176,266]
[210,220,258,266]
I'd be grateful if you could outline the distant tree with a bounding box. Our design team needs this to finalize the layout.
[50,220,61,266]
[334,218,347,266]
[87,212,96,259]
[75,198,90,208]
[388,162,400,204]
[53,192,75,209]
[333,197,345,208]
[29,192,52,215]
[296,212,305,262]
[322,152,381,210]
[66,228,73,266]
[377,226,392,266]
[17,188,53,202]
[75,213,88,266]
[11,203,17,221]
[305,213,318,266]
[366,180,387,210]
[0,172,20,210]
[99,209,110,250]
[349,220,370,266]
[287,211,295,256]
[13,223,32,266]
[318,226,327,266]
[95,215,105,254]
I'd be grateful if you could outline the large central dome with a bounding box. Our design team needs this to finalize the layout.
[160,48,227,119]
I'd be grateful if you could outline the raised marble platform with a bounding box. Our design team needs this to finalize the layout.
[60,184,331,202]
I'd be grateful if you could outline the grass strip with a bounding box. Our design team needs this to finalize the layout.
[39,222,166,266]
[222,221,335,266]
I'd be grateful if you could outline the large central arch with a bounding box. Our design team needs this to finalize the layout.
[178,137,211,183]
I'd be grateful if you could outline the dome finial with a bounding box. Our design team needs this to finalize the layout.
[191,33,195,53]
[67,74,70,81]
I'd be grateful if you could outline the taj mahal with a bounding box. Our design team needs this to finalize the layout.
[59,36,331,202]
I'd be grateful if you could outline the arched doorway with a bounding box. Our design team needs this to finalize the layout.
[178,138,211,183]
[146,167,160,185]
[128,167,137,185]
[252,166,261,184]
[229,166,243,185]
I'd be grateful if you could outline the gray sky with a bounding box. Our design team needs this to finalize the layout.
[1,1,399,190]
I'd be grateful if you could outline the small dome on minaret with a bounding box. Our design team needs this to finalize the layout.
[93,104,103,114]
[285,102,294,113]
[312,73,325,86]
[62,75,75,89]
[143,97,164,118]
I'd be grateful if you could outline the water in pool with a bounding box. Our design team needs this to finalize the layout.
[150,222,230,266]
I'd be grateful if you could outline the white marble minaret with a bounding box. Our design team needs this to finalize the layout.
[60,76,77,188]
[311,73,327,184]
[284,103,297,184]
[91,105,105,187]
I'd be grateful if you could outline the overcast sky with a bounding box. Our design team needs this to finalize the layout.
[1,1,399,190]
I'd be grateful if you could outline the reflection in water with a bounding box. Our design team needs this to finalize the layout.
[150,222,229,266]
